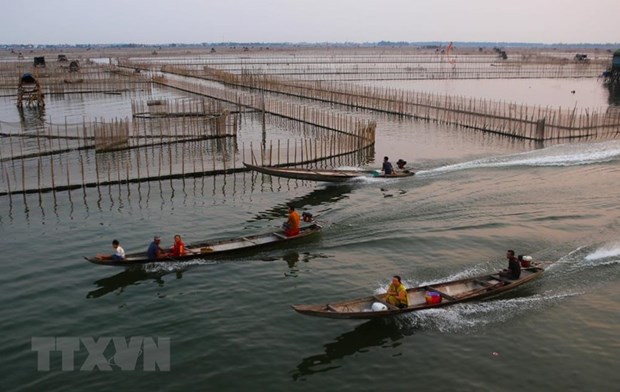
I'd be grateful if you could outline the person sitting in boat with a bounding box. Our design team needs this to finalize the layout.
[396,159,407,170]
[283,204,301,237]
[96,239,125,261]
[386,275,409,308]
[499,249,521,279]
[147,236,167,260]
[382,156,394,175]
[170,234,186,257]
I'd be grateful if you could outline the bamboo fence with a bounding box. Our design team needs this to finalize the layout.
[0,57,378,196]
[0,100,240,196]
[159,65,619,140]
[0,91,376,196]
[118,54,609,81]
[3,50,615,197]
[0,61,151,96]
[151,74,376,152]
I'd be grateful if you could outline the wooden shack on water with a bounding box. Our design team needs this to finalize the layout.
[17,73,45,107]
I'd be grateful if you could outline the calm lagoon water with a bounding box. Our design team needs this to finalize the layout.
[357,78,613,110]
[1,79,619,392]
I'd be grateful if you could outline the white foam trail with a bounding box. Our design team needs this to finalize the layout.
[398,290,580,333]
[420,266,489,285]
[585,242,620,262]
[335,166,370,172]
[586,259,620,267]
[418,140,620,176]
[142,259,215,273]
[544,245,587,271]
[343,175,394,185]
[562,245,587,260]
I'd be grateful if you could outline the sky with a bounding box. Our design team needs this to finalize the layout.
[1,0,619,45]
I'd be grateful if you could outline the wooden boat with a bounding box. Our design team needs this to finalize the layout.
[292,266,544,319]
[244,163,414,183]
[85,223,322,266]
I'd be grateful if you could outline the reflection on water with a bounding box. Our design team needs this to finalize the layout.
[17,105,46,131]
[86,267,183,299]
[282,252,300,276]
[87,250,330,299]
[275,251,330,277]
[291,319,413,381]
[251,183,354,222]
[607,82,620,106]
[0,173,309,224]
[3,63,620,392]
[5,137,620,226]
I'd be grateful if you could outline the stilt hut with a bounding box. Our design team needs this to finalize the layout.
[69,60,80,72]
[33,56,46,68]
[17,73,45,107]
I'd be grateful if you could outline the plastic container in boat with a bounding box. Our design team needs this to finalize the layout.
[425,291,442,305]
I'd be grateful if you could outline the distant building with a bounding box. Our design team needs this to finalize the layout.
[574,54,589,62]
[69,60,80,72]
[34,56,46,68]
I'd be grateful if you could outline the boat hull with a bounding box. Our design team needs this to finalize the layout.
[244,163,414,182]
[85,224,322,266]
[292,267,544,319]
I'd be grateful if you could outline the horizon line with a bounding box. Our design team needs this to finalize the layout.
[2,41,619,48]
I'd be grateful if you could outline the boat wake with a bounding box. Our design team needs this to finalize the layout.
[584,242,620,266]
[395,290,580,333]
[417,140,620,177]
[419,265,490,285]
[142,259,216,273]
[547,241,620,273]
[384,243,620,332]
[335,166,372,172]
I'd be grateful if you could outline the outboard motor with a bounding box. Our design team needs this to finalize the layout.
[518,255,533,268]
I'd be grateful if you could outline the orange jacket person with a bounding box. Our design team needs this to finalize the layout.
[170,234,186,257]
[283,204,301,237]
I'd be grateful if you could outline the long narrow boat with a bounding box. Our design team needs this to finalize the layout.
[292,266,544,319]
[244,163,414,183]
[85,223,322,266]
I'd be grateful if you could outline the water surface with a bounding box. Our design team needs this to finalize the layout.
[1,82,619,392]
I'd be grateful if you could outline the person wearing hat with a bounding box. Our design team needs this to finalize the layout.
[147,236,167,260]
[396,159,407,170]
